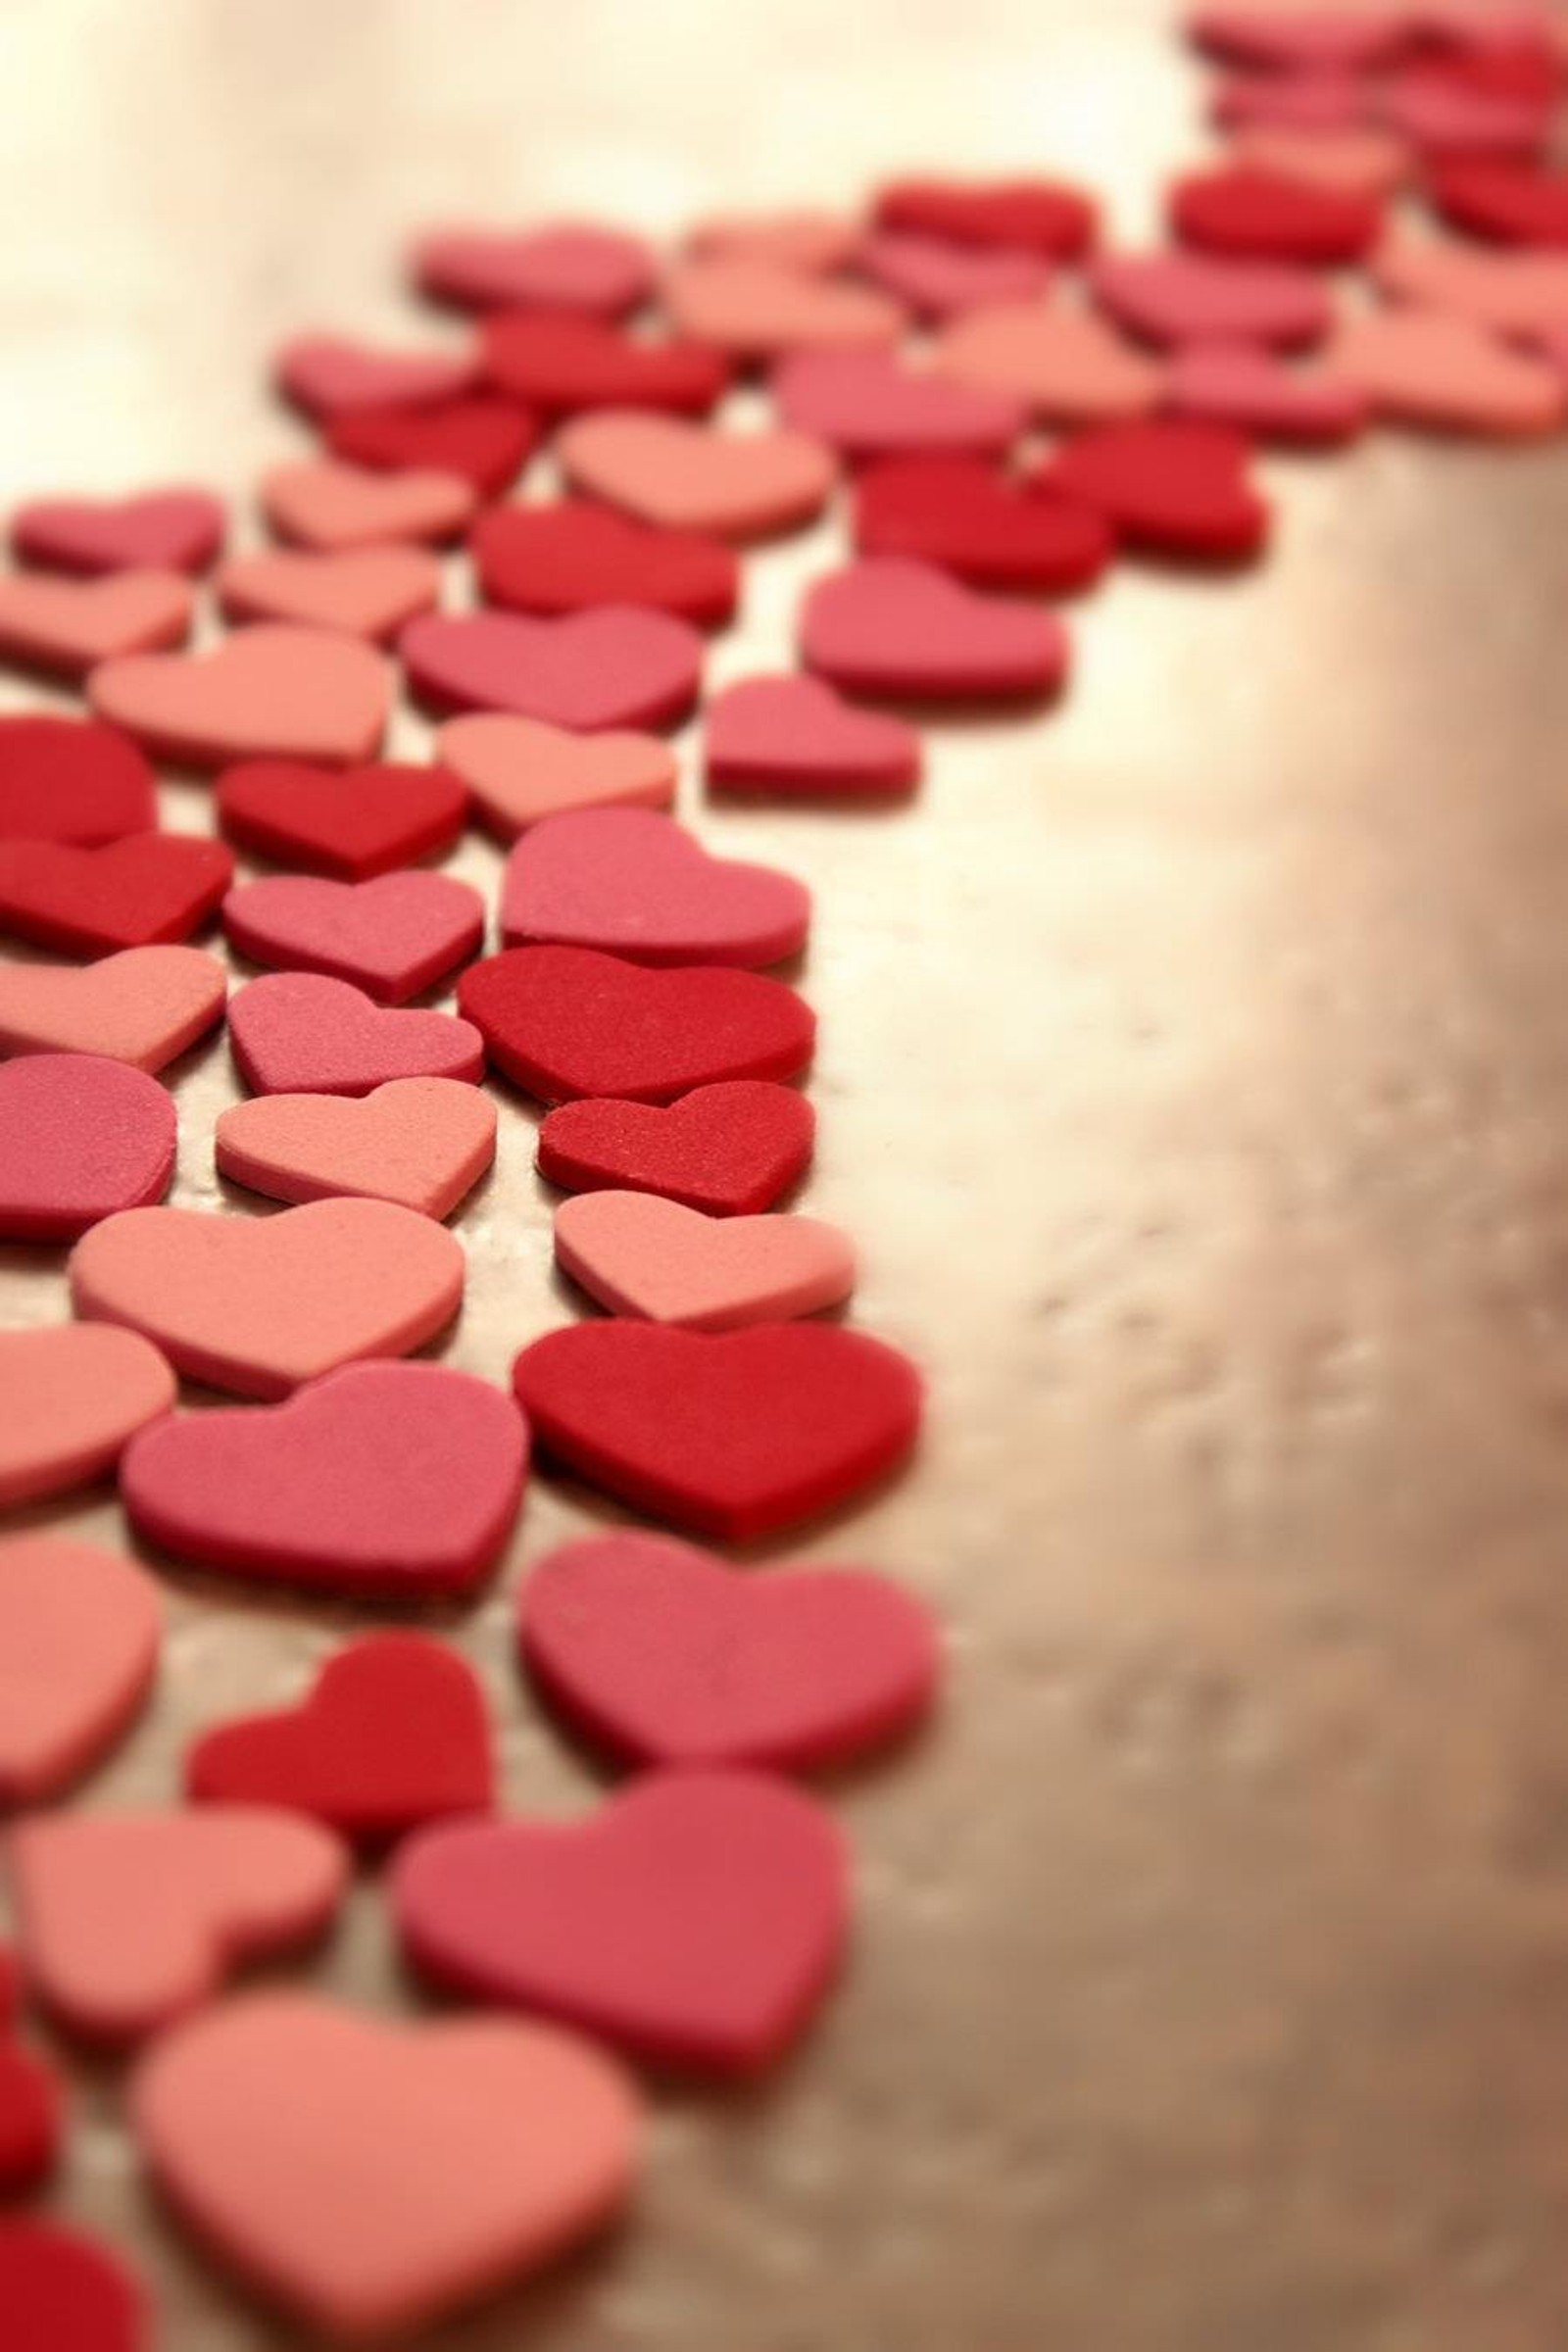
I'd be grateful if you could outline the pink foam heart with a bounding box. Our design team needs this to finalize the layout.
[0,1322,173,1505]
[858,230,1056,318]
[228,971,483,1094]
[0,1536,161,1802]
[216,547,441,644]
[1384,70,1551,157]
[1090,251,1334,347]
[90,625,392,769]
[1234,125,1415,197]
[12,488,224,577]
[69,1196,466,1397]
[662,257,906,356]
[771,348,1026,461]
[0,569,193,678]
[1186,5,1414,73]
[437,712,677,838]
[1166,340,1370,442]
[1326,304,1566,431]
[0,944,225,1072]
[216,1075,496,1219]
[133,1993,639,2338]
[402,609,703,731]
[0,1054,176,1239]
[260,461,475,552]
[554,1189,854,1326]
[501,808,809,967]
[801,558,1069,701]
[222,873,485,1004]
[704,674,922,798]
[1373,230,1568,334]
[1212,71,1375,134]
[274,334,479,420]
[558,412,837,539]
[11,1810,346,2042]
[934,300,1166,420]
[685,209,861,272]
[414,220,656,316]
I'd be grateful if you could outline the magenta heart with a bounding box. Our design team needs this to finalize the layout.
[221,873,485,1004]
[771,348,1026,462]
[801,559,1068,701]
[0,1054,176,1240]
[228,973,483,1096]
[500,808,809,967]
[401,611,703,732]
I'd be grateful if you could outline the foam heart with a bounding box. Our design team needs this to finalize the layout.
[512,1319,921,1538]
[1235,125,1415,197]
[0,2219,145,2352]
[854,455,1114,593]
[686,209,861,272]
[1325,304,1566,431]
[858,231,1056,318]
[11,1809,346,2042]
[704,674,923,797]
[122,1360,526,1595]
[555,1190,854,1327]
[0,834,234,955]
[186,1634,492,1842]
[0,944,226,1072]
[0,1054,176,1239]
[228,971,483,1095]
[1432,158,1568,245]
[0,714,154,845]
[261,460,476,551]
[70,1197,465,1397]
[662,257,905,357]
[1090,251,1333,347]
[801,558,1069,700]
[1170,162,1382,264]
[216,757,466,878]
[771,348,1025,464]
[1037,419,1270,562]
[132,1993,639,2339]
[1373,230,1568,333]
[872,175,1099,260]
[217,547,441,643]
[537,1080,814,1215]
[0,1323,173,1505]
[402,608,703,730]
[11,488,224,577]
[1166,341,1371,443]
[460,946,814,1103]
[222,872,485,1004]
[275,333,479,420]
[0,1535,160,1801]
[470,500,738,625]
[1213,72,1373,134]
[933,301,1166,421]
[481,311,730,416]
[438,711,676,838]
[327,396,540,499]
[394,1770,849,2073]
[1384,68,1550,156]
[1187,5,1412,73]
[0,2032,58,2194]
[558,412,837,540]
[90,624,392,769]
[0,567,193,678]
[519,1532,939,1770]
[500,808,810,967]
[414,220,656,316]
[217,1075,496,1219]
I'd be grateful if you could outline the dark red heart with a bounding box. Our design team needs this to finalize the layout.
[872,175,1098,260]
[1033,419,1268,564]
[537,1079,813,1214]
[0,835,233,955]
[1432,158,1568,246]
[216,760,466,879]
[325,396,541,499]
[470,501,738,626]
[0,1987,59,2193]
[480,312,730,416]
[0,2218,144,2352]
[855,455,1113,592]
[459,945,814,1104]
[0,716,155,846]
[1170,163,1381,265]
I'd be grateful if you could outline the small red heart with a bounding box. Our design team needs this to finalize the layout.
[481,311,730,416]
[460,945,814,1104]
[0,2219,145,2352]
[0,2022,59,2195]
[1090,251,1333,347]
[501,808,809,968]
[0,568,193,678]
[0,715,155,846]
[1432,157,1568,245]
[0,1055,175,1239]
[12,487,225,577]
[1035,418,1269,563]
[704,675,922,798]
[537,1079,814,1215]
[274,333,479,421]
[402,609,704,731]
[229,972,483,1095]
[512,1319,921,1539]
[872,174,1098,260]
[470,500,738,625]
[801,558,1069,701]
[855,455,1113,593]
[217,758,466,879]
[1170,162,1382,264]
[222,871,485,1004]
[413,220,657,317]
[771,348,1026,463]
[326,395,541,499]
[0,834,233,955]
[394,1769,850,2074]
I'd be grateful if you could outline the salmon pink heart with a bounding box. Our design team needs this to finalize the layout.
[216,547,441,644]
[327,395,541,500]
[216,758,466,879]
[0,2219,146,2352]
[480,311,730,416]
[1186,5,1413,74]
[0,1322,174,1507]
[704,675,922,798]
[0,1535,161,1801]
[1325,305,1567,433]
[685,209,860,273]
[801,559,1069,701]
[438,711,676,838]
[854,456,1113,593]
[1166,342,1370,444]
[500,808,810,967]
[872,174,1099,260]
[274,332,480,420]
[0,834,233,956]
[0,568,193,678]
[1090,251,1333,347]
[469,500,738,625]
[858,231,1055,318]
[0,714,155,845]
[260,460,476,552]
[1169,162,1382,265]
[12,487,224,577]
[558,412,837,540]
[402,608,703,731]
[771,348,1027,463]
[662,258,905,359]
[0,944,226,1073]
[222,872,484,1004]
[227,971,483,1095]
[413,220,657,317]
[1035,419,1270,563]
[553,1189,854,1327]
[536,1080,814,1216]
[216,1075,497,1220]
[90,624,393,769]
[0,1054,176,1239]
[1372,231,1568,336]
[933,302,1166,423]
[1233,125,1414,199]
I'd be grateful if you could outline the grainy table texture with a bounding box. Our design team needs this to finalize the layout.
[7,3,1568,2348]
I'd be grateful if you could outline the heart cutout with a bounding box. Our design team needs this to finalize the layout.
[1186,6,1411,73]
[12,488,224,577]
[662,257,905,357]
[438,711,676,838]
[1384,68,1550,157]
[0,2219,145,2352]
[872,174,1098,260]
[1213,72,1373,134]
[217,1075,497,1219]
[1325,305,1566,432]
[222,872,484,1004]
[90,624,393,769]
[555,1189,854,1326]
[261,460,476,552]
[481,311,730,416]
[1036,418,1270,562]
[1433,157,1568,245]
[413,220,656,316]
[1167,341,1370,443]
[536,1080,814,1215]
[327,396,540,499]
[1171,162,1383,264]
[1373,229,1568,334]
[934,301,1166,421]
[772,349,1026,462]
[1090,251,1333,347]
[801,558,1069,701]
[0,568,193,678]
[858,231,1055,318]
[274,333,479,420]
[704,674,922,797]
[0,1323,173,1505]
[687,210,861,272]
[470,500,738,625]
[558,412,837,539]
[0,715,155,845]
[0,944,226,1072]
[0,2040,60,2197]
[1235,124,1414,198]
[229,971,483,1093]
[216,758,466,879]
[217,547,441,643]
[0,834,233,955]
[402,608,703,731]
[0,1054,176,1239]
[501,808,810,967]
[854,456,1113,593]
[0,1535,161,1801]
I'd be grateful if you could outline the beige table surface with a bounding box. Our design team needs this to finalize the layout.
[9,3,1568,2347]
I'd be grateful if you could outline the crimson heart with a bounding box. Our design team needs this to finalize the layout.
[1169,162,1381,265]
[872,174,1098,260]
[216,759,466,879]
[801,558,1069,701]
[480,312,730,416]
[326,395,541,499]
[402,610,703,731]
[0,835,233,955]
[704,676,922,798]
[1432,158,1568,246]
[536,1080,814,1215]
[228,972,483,1095]
[460,946,814,1103]
[0,2219,145,2352]
[511,1319,921,1539]
[470,501,738,625]
[0,2033,59,2194]
[500,808,809,966]
[1034,419,1269,563]
[0,715,155,845]
[12,488,224,577]
[393,1769,850,2074]
[854,455,1113,592]
[0,1055,176,1239]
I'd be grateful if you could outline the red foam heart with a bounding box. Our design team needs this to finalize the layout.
[275,333,480,421]
[801,558,1069,701]
[402,609,703,731]
[771,348,1027,463]
[393,1769,850,2074]
[0,1323,174,1507]
[186,1634,492,1843]
[90,624,392,769]
[501,808,809,967]
[1090,251,1333,347]
[0,2219,145,2352]
[0,567,193,678]
[519,1532,938,1771]
[222,871,485,1003]
[414,221,656,317]
[704,675,922,799]
[460,945,814,1104]
[0,834,233,955]
[512,1319,921,1539]
[1432,157,1568,245]
[854,455,1113,593]
[872,175,1098,260]
[1036,419,1269,563]
[0,1054,175,1239]
[537,1080,814,1215]
[12,488,224,577]
[481,311,730,416]
[0,715,155,845]
[0,2035,59,2195]
[0,1534,161,1799]
[1170,162,1382,264]
[470,501,738,626]
[228,971,483,1095]
[327,396,541,499]
[216,758,466,879]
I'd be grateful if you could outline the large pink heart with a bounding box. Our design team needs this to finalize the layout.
[222,873,485,1004]
[501,808,809,967]
[402,609,703,731]
[89,624,392,768]
[0,1536,161,1802]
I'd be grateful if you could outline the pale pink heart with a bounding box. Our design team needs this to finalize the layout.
[0,1323,174,1507]
[685,210,862,273]
[771,349,1026,462]
[133,1992,640,2339]
[90,625,392,768]
[261,461,476,553]
[437,712,676,838]
[662,257,906,357]
[1326,305,1567,433]
[858,231,1055,318]
[0,1535,161,1803]
[0,568,193,678]
[217,547,441,644]
[1186,5,1413,73]
[414,221,655,317]
[559,412,837,539]
[1374,233,1568,336]
[555,1190,856,1329]
[1166,341,1370,442]
[11,1809,347,2042]
[935,301,1166,420]
[1234,125,1414,198]
[216,1076,497,1220]
[1090,252,1334,347]
[274,334,479,421]
[0,944,226,1071]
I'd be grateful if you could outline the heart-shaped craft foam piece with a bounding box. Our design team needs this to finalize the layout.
[0,2219,145,2352]
[771,348,1026,464]
[217,1075,496,1219]
[261,460,476,552]
[70,1197,466,1398]
[537,1080,814,1215]
[872,175,1099,260]
[12,488,224,578]
[223,872,485,1004]
[0,1323,173,1505]
[662,258,905,358]
[858,231,1055,319]
[1235,124,1415,198]
[217,758,466,879]
[470,500,738,625]
[186,1634,492,1843]
[1373,231,1568,334]
[275,333,479,420]
[0,1535,161,1802]
[501,808,810,967]
[90,624,393,769]
[704,674,922,798]
[327,396,541,500]
[481,312,730,416]
[1432,158,1568,245]
[402,608,703,731]
[1325,305,1566,432]
[460,946,814,1104]
[934,301,1166,422]
[558,413,837,540]
[122,1361,526,1595]
[1384,69,1550,157]
[0,945,226,1072]
[1037,419,1270,562]
[518,1533,938,1771]
[1166,341,1371,443]
[555,1190,854,1327]
[228,971,483,1093]
[0,567,193,678]
[0,1054,175,1239]
[1170,162,1382,264]
[512,1319,921,1538]
[133,1993,639,2340]
[801,558,1069,701]
[439,711,676,838]
[12,1808,346,2043]
[0,834,234,955]
[414,220,656,316]
[0,2034,60,2196]
[1212,71,1374,134]
[1090,252,1334,348]
[0,715,154,845]
[394,1769,849,2073]
[217,547,441,644]
[854,456,1113,594]
[686,209,861,272]
[1186,5,1412,72]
